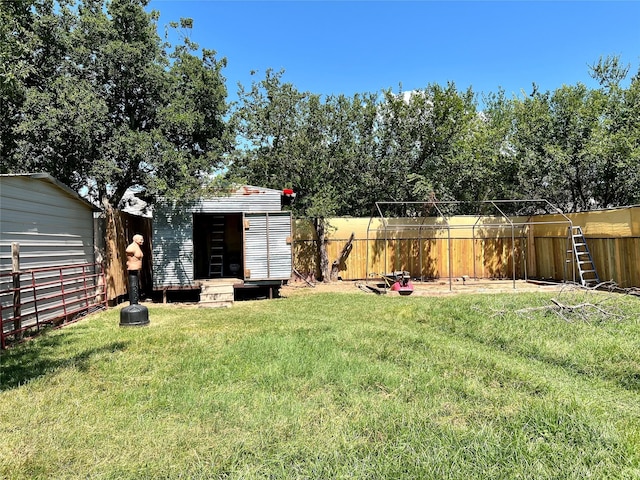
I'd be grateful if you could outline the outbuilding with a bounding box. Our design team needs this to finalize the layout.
[0,173,99,271]
[0,173,104,346]
[152,185,294,301]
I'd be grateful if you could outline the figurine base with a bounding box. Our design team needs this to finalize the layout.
[120,304,149,327]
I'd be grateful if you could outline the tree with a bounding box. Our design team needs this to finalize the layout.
[471,89,518,202]
[229,70,380,280]
[511,84,595,211]
[374,84,479,210]
[2,0,230,211]
[0,0,75,167]
[510,61,639,212]
[587,56,640,207]
[293,92,379,277]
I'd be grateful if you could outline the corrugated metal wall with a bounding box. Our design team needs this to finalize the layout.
[244,213,268,279]
[0,174,98,328]
[244,212,293,281]
[266,213,293,279]
[152,201,195,288]
[0,176,96,272]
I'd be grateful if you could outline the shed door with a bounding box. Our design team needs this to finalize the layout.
[243,212,292,281]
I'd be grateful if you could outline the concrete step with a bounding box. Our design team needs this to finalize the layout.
[201,284,233,294]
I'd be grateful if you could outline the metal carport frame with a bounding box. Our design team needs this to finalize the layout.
[366,199,574,291]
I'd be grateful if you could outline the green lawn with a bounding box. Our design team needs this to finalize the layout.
[1,291,639,479]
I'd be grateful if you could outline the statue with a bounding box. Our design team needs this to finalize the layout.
[120,234,149,327]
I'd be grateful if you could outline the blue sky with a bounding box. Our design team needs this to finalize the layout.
[147,1,640,102]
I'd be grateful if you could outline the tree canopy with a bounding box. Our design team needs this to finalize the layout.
[1,0,231,209]
[229,63,639,217]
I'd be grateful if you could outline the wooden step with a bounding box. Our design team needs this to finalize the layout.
[199,300,233,308]
[198,280,236,308]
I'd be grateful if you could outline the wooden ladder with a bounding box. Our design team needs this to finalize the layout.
[566,226,600,286]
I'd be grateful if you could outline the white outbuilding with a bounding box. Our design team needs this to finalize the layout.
[0,173,103,346]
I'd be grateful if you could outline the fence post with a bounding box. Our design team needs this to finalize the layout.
[12,243,22,341]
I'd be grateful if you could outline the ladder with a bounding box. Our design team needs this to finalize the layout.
[208,216,225,278]
[566,226,600,286]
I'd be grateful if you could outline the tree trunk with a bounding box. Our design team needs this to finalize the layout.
[314,217,330,282]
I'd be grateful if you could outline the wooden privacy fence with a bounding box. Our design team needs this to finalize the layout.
[99,209,152,302]
[293,206,640,288]
[531,207,639,288]
[295,236,527,281]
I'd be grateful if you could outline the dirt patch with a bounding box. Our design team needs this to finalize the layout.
[280,278,567,298]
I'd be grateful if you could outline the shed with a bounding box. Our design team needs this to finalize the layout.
[0,173,104,344]
[0,173,99,272]
[152,186,293,294]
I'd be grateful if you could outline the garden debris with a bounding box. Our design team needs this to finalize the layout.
[293,267,316,287]
[356,282,385,294]
[515,281,635,323]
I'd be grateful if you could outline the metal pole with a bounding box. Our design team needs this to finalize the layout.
[366,217,371,282]
[384,222,388,282]
[524,216,531,283]
[490,202,516,289]
[418,226,423,282]
[472,216,482,280]
[59,267,68,317]
[511,223,516,289]
[447,225,452,291]
[12,243,22,341]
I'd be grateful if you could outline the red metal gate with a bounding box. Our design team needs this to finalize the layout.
[0,263,107,349]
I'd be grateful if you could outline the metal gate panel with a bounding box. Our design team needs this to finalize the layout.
[244,213,269,280]
[243,212,292,281]
[267,213,293,279]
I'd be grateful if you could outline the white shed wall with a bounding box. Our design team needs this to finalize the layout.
[0,175,98,331]
[0,176,96,272]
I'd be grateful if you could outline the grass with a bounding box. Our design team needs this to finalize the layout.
[1,290,639,479]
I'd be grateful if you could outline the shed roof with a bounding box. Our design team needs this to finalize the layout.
[114,184,292,217]
[0,173,100,212]
[210,185,285,197]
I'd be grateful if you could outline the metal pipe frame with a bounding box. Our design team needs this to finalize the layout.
[366,199,573,291]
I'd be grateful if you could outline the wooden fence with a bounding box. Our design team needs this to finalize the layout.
[531,207,639,288]
[98,209,152,302]
[295,237,528,281]
[293,206,640,288]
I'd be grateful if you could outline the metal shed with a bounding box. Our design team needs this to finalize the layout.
[0,173,98,270]
[0,173,104,345]
[152,186,293,293]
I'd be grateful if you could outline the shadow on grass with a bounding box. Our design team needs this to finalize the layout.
[0,334,128,391]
